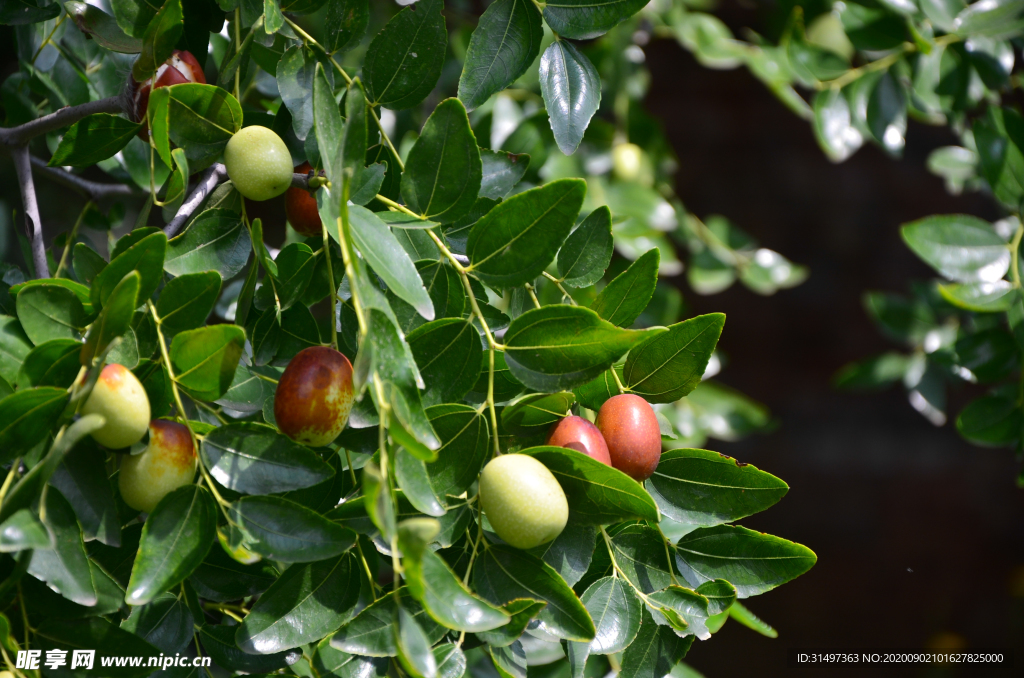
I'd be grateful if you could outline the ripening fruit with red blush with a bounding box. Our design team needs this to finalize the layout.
[119,420,197,513]
[285,162,323,236]
[274,346,354,447]
[128,50,205,138]
[596,394,662,481]
[546,415,611,466]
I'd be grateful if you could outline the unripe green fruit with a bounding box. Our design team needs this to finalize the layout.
[119,420,197,513]
[223,126,294,201]
[82,364,151,449]
[479,454,568,549]
[612,142,643,181]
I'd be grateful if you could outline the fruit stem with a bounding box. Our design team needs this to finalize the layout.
[524,283,542,309]
[610,366,626,395]
[53,200,90,279]
[600,526,657,605]
[147,301,232,513]
[541,271,577,305]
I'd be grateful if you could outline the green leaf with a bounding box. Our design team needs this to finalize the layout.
[0,0,60,25]
[278,45,318,142]
[426,404,491,497]
[590,248,659,327]
[188,545,280,603]
[132,0,184,82]
[229,495,355,562]
[331,588,445,657]
[538,521,596,587]
[608,524,676,594]
[49,113,142,167]
[343,80,368,188]
[542,0,648,40]
[900,214,1009,283]
[0,508,51,552]
[92,232,167,309]
[500,391,574,436]
[65,1,143,52]
[812,89,863,163]
[405,544,510,632]
[573,366,622,411]
[474,545,596,642]
[646,448,788,527]
[0,315,33,385]
[728,600,776,637]
[395,447,445,517]
[433,643,467,678]
[125,485,215,606]
[619,607,693,678]
[363,0,447,109]
[155,270,221,339]
[558,206,613,289]
[973,107,1024,208]
[165,209,252,279]
[459,0,544,111]
[28,489,97,606]
[121,593,193,653]
[16,284,84,344]
[408,318,482,407]
[577,576,641,654]
[938,281,1016,312]
[504,305,662,391]
[539,40,601,155]
[646,585,710,639]
[255,243,317,312]
[312,63,342,186]
[401,98,482,223]
[51,440,120,546]
[345,206,435,321]
[170,324,245,401]
[314,637,389,677]
[35,618,160,678]
[201,423,334,495]
[520,446,659,524]
[324,0,370,54]
[956,392,1022,446]
[81,272,139,366]
[395,604,437,678]
[389,260,467,334]
[479,149,530,200]
[213,365,266,414]
[468,178,586,288]
[165,83,244,168]
[490,640,527,678]
[475,599,547,648]
[199,624,297,673]
[0,387,68,464]
[674,525,817,598]
[236,552,361,654]
[623,314,725,404]
[954,0,1024,38]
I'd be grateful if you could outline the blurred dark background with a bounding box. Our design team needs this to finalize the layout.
[642,5,1024,677]
[2,1,1024,676]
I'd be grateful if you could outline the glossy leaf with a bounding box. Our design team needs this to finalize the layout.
[314,636,389,678]
[619,607,693,678]
[16,284,85,345]
[81,272,139,366]
[578,576,641,654]
[51,440,120,545]
[459,0,544,111]
[324,0,370,54]
[489,640,527,678]
[199,624,297,673]
[406,544,509,632]
[504,305,662,391]
[91,231,166,309]
[479,149,530,200]
[623,314,725,403]
[590,248,659,327]
[28,489,96,606]
[408,318,483,407]
[201,423,334,495]
[65,1,143,52]
[0,315,32,385]
[426,404,491,497]
[35,618,160,678]
[125,485,216,606]
[0,387,68,463]
[558,206,614,288]
[468,178,586,288]
[331,589,444,657]
[131,0,183,81]
[362,0,447,110]
[608,524,676,594]
[170,324,245,401]
[0,509,52,552]
[165,209,251,280]
[538,521,596,587]
[539,40,601,155]
[542,0,648,39]
[49,113,142,167]
[120,593,194,654]
[900,215,1009,283]
[229,495,355,562]
[500,391,574,436]
[188,546,280,603]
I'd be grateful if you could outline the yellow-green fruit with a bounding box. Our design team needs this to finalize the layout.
[223,125,294,201]
[612,142,643,181]
[479,454,568,549]
[119,420,197,513]
[82,364,151,449]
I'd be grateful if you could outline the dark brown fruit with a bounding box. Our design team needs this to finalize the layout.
[596,394,662,481]
[274,346,354,447]
[285,161,323,236]
[546,415,611,466]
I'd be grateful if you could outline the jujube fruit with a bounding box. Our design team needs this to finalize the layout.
[81,364,151,449]
[224,126,294,202]
[274,346,355,447]
[612,142,643,181]
[479,454,568,549]
[285,162,323,236]
[128,50,205,139]
[119,420,197,513]
[597,393,662,481]
[546,415,611,466]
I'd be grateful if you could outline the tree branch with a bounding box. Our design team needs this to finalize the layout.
[11,145,49,279]
[0,96,124,147]
[30,156,136,201]
[164,164,227,237]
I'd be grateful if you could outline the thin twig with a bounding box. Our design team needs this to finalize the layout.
[0,95,123,147]
[31,156,136,200]
[11,145,49,279]
[163,164,227,237]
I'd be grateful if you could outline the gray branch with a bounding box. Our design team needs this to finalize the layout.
[164,163,227,237]
[0,96,124,147]
[11,146,49,279]
[30,156,137,201]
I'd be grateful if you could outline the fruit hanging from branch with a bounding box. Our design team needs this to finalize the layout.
[479,454,569,549]
[119,420,197,513]
[546,415,611,465]
[274,346,355,447]
[81,364,151,450]
[597,393,663,481]
[223,125,294,201]
[127,49,205,139]
[285,161,323,236]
